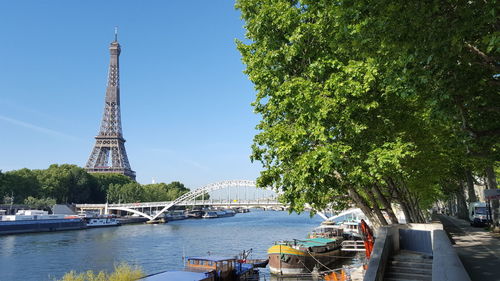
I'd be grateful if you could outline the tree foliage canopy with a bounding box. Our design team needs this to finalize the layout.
[236,0,499,225]
[0,166,191,206]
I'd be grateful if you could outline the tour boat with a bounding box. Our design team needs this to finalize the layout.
[267,237,344,275]
[164,210,188,221]
[84,216,121,228]
[202,211,218,219]
[185,210,204,219]
[216,209,236,217]
[0,210,87,235]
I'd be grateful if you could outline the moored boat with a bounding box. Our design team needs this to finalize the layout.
[216,209,236,217]
[341,220,362,239]
[221,209,236,217]
[84,215,121,228]
[140,256,259,281]
[307,222,344,239]
[202,211,218,219]
[165,210,188,221]
[235,208,250,213]
[267,237,344,275]
[0,210,87,235]
[185,210,204,219]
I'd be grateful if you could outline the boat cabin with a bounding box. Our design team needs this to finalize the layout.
[187,256,234,271]
[342,221,362,239]
[185,256,256,281]
[308,224,344,239]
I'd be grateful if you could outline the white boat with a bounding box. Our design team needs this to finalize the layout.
[307,222,344,239]
[164,210,188,221]
[202,211,218,218]
[340,220,362,239]
[84,216,121,228]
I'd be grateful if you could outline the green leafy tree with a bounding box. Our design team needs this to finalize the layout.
[142,183,171,202]
[2,168,41,203]
[91,173,133,203]
[236,0,498,225]
[142,182,191,202]
[107,182,144,203]
[37,164,97,203]
[23,196,56,211]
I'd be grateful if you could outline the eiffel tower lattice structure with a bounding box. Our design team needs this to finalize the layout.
[85,31,136,180]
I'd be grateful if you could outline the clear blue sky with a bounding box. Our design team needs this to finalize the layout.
[0,1,262,188]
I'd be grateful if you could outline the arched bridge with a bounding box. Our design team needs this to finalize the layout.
[76,180,283,221]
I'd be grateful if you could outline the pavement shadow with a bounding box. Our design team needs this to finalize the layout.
[438,215,500,281]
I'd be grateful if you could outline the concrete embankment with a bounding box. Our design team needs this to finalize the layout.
[363,222,470,281]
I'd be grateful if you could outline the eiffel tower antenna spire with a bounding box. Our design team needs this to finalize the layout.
[85,30,136,180]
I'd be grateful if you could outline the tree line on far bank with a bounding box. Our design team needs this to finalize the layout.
[0,164,192,209]
[236,1,499,228]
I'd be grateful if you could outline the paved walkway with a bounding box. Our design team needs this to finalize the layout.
[437,215,500,281]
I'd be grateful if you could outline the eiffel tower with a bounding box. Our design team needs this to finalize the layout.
[85,30,136,180]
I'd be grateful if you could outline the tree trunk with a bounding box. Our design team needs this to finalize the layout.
[348,186,379,227]
[399,181,421,223]
[447,197,453,216]
[456,182,469,220]
[485,165,499,227]
[365,187,388,225]
[372,184,399,224]
[413,197,426,222]
[465,169,478,203]
[387,177,413,223]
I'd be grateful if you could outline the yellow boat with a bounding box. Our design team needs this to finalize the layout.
[267,238,343,275]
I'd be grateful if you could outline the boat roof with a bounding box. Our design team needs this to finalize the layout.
[140,270,211,281]
[187,256,236,262]
[315,224,342,229]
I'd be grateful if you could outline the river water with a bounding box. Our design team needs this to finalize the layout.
[0,210,360,281]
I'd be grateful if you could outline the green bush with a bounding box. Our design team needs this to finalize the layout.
[57,263,143,281]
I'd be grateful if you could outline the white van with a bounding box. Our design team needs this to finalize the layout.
[469,202,489,226]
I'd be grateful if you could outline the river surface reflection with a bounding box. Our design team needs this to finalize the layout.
[0,210,332,280]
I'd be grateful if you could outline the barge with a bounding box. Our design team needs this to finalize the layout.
[0,210,87,235]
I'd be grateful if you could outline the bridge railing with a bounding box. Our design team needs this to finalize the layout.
[76,199,282,209]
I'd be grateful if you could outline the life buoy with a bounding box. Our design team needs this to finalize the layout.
[360,219,374,259]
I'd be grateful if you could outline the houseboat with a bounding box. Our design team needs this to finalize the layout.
[268,237,344,275]
[140,256,258,281]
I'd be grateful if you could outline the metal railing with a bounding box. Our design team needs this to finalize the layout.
[341,240,366,252]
